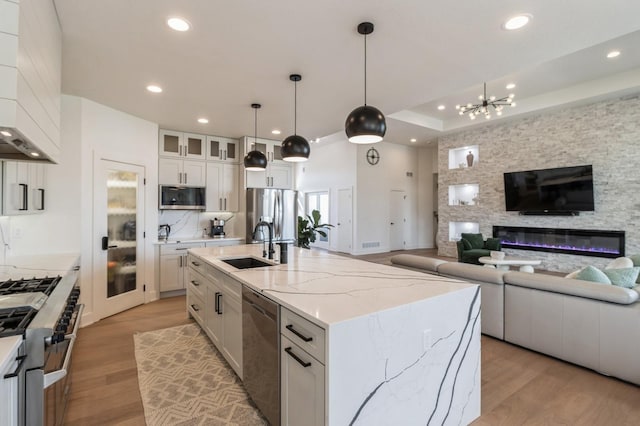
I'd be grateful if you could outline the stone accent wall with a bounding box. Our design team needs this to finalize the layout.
[437,95,640,272]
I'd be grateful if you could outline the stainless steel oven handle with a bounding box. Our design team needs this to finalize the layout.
[43,303,84,388]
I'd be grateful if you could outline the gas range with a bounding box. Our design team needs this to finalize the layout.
[0,269,81,426]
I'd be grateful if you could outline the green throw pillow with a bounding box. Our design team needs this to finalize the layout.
[629,254,640,267]
[575,265,611,285]
[461,238,472,250]
[485,238,501,251]
[602,267,640,289]
[461,233,484,249]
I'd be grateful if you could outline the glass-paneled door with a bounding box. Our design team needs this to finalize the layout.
[94,159,145,319]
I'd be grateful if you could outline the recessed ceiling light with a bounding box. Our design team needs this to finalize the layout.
[146,85,162,93]
[197,118,209,124]
[437,105,445,111]
[167,17,191,32]
[506,83,516,90]
[410,138,417,143]
[30,152,40,157]
[503,14,532,30]
[271,129,281,135]
[0,130,11,137]
[607,50,621,59]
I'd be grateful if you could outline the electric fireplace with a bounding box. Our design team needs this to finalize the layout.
[493,226,625,258]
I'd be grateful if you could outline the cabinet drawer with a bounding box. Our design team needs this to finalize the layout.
[159,242,204,256]
[281,308,325,364]
[187,268,206,300]
[187,253,208,276]
[187,291,205,326]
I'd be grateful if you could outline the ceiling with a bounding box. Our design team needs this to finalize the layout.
[53,0,640,148]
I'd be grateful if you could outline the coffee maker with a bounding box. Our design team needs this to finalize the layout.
[210,218,225,238]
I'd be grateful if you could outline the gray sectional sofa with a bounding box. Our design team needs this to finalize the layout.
[390,254,640,386]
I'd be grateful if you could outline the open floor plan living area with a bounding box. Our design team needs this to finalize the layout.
[1,1,639,425]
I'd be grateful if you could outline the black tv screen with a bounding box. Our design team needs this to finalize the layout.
[504,165,594,212]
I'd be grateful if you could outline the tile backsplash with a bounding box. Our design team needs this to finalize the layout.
[158,210,243,240]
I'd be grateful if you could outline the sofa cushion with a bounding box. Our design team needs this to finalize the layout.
[605,257,633,270]
[602,267,640,289]
[389,254,447,273]
[485,238,501,251]
[438,262,506,284]
[629,254,640,267]
[461,233,484,249]
[575,265,612,285]
[504,272,639,305]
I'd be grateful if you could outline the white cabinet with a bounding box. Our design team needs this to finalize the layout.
[207,135,239,163]
[159,243,204,292]
[0,0,62,162]
[158,158,206,186]
[280,308,325,426]
[246,164,293,189]
[206,163,239,211]
[159,130,206,159]
[2,161,46,215]
[244,136,284,164]
[187,257,243,378]
[0,337,22,426]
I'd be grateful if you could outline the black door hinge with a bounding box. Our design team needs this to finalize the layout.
[143,284,146,292]
[143,231,146,238]
[143,178,146,185]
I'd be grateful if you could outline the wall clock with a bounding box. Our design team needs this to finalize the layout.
[366,147,380,165]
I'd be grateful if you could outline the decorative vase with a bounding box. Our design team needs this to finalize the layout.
[466,151,474,167]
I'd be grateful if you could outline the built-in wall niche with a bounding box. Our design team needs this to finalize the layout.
[449,221,479,241]
[448,184,479,206]
[448,145,479,170]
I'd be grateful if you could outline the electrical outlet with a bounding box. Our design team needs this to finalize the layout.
[423,329,432,350]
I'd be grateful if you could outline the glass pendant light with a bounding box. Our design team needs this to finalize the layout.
[244,103,268,171]
[282,74,310,162]
[345,22,386,144]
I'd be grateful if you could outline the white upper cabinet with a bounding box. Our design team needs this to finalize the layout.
[207,135,239,163]
[2,161,47,215]
[206,163,239,211]
[244,136,285,164]
[159,130,206,159]
[0,0,62,162]
[158,158,206,186]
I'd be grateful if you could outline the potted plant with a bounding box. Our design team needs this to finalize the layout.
[297,209,334,249]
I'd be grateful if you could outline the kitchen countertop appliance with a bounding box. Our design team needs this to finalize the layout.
[0,269,82,426]
[158,224,171,240]
[242,286,280,426]
[246,188,297,245]
[209,218,225,238]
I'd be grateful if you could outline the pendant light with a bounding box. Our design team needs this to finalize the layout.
[345,22,386,144]
[282,74,310,162]
[244,103,268,171]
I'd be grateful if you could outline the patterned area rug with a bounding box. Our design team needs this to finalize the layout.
[134,323,267,425]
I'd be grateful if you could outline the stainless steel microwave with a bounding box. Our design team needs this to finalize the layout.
[159,185,206,210]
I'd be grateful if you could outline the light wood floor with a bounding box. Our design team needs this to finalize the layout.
[65,250,640,425]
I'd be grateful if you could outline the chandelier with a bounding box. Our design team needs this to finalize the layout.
[456,83,516,120]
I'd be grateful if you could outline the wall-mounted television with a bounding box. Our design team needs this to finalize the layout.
[503,165,594,213]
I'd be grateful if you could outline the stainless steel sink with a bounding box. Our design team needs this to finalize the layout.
[221,257,273,269]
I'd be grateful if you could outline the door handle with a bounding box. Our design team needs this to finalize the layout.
[101,236,108,250]
[216,293,223,314]
[3,354,27,379]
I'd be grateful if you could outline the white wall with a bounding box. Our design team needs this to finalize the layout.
[77,96,159,323]
[295,139,356,251]
[417,146,437,249]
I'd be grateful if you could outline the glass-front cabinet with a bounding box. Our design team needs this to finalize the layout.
[159,130,206,159]
[244,136,284,163]
[207,135,239,163]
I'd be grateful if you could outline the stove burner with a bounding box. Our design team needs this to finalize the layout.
[0,306,36,337]
[0,276,61,296]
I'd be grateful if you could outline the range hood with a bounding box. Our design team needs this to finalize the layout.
[0,127,54,163]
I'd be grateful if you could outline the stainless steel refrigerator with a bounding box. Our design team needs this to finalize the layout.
[246,188,298,243]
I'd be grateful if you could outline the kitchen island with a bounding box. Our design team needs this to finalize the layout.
[188,244,480,425]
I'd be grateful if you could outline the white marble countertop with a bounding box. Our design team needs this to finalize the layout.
[189,244,476,328]
[0,336,22,375]
[154,236,243,245]
[0,253,80,281]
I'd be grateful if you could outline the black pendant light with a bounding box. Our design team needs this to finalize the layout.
[244,103,268,171]
[345,22,386,144]
[282,74,310,162]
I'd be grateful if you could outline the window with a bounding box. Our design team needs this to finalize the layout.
[305,191,330,246]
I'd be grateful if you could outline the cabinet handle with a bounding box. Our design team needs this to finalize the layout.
[3,354,28,379]
[219,198,222,210]
[19,183,28,210]
[190,304,200,312]
[178,172,182,184]
[179,256,183,267]
[286,324,313,342]
[284,347,311,368]
[219,149,222,158]
[224,150,227,160]
[38,189,45,210]
[224,198,227,210]
[191,280,200,286]
[191,261,201,267]
[216,293,223,315]
[266,176,269,186]
[175,247,188,250]
[184,173,188,184]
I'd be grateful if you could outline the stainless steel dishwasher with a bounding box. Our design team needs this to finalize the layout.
[242,286,280,426]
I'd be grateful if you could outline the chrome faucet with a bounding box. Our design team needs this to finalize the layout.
[253,221,275,259]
